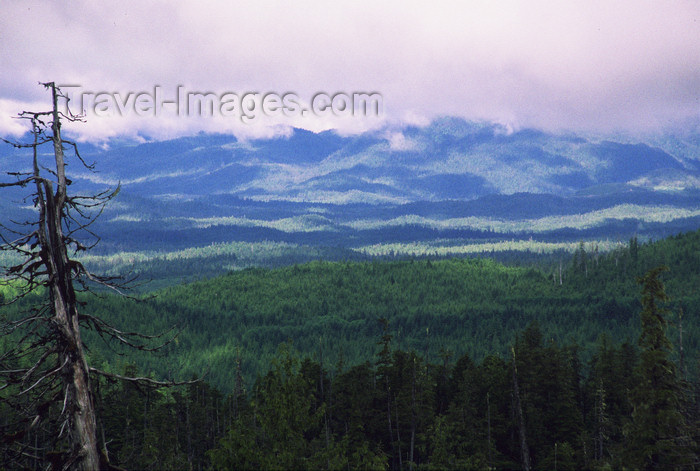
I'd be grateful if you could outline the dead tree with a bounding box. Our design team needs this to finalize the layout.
[511,347,531,471]
[0,82,178,470]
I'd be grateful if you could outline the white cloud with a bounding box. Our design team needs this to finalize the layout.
[1,0,698,141]
[386,132,418,151]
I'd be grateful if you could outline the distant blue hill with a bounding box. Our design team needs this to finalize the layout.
[1,117,699,253]
[57,118,698,202]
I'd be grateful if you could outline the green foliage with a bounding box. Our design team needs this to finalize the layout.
[623,266,697,470]
[584,334,638,466]
[94,364,229,470]
[3,230,700,469]
[207,343,387,469]
[5,318,698,470]
[3,229,700,394]
[512,323,583,466]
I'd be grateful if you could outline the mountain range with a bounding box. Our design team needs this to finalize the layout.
[1,117,699,255]
[68,118,700,201]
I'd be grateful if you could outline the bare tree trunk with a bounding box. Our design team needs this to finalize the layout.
[679,307,685,380]
[394,394,403,471]
[559,259,563,285]
[409,358,416,471]
[186,397,193,468]
[511,347,531,471]
[319,338,330,470]
[386,380,394,467]
[595,378,609,463]
[487,392,493,468]
[45,83,100,471]
[1,81,186,470]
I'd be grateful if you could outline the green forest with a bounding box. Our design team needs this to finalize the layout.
[1,230,699,469]
[59,230,700,390]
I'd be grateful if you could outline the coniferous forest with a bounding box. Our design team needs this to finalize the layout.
[4,2,700,469]
[1,229,699,469]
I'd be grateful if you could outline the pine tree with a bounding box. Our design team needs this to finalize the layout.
[630,236,639,267]
[624,266,697,469]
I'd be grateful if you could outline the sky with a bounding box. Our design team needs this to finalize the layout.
[1,0,698,142]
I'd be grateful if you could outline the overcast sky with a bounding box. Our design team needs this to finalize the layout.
[1,0,698,141]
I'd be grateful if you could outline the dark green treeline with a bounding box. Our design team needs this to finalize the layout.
[57,299,700,469]
[86,230,700,391]
[2,231,700,469]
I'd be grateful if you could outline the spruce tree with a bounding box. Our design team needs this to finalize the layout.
[624,266,696,469]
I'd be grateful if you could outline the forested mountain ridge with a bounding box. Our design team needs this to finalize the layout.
[2,230,699,469]
[2,118,699,257]
[56,228,700,393]
[62,119,700,202]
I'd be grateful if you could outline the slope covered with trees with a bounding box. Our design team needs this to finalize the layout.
[2,230,699,468]
[3,230,699,393]
[69,229,699,392]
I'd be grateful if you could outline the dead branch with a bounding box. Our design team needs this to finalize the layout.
[89,367,201,388]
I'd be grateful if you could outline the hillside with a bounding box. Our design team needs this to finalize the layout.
[67,229,700,392]
[63,119,700,202]
[2,118,699,257]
